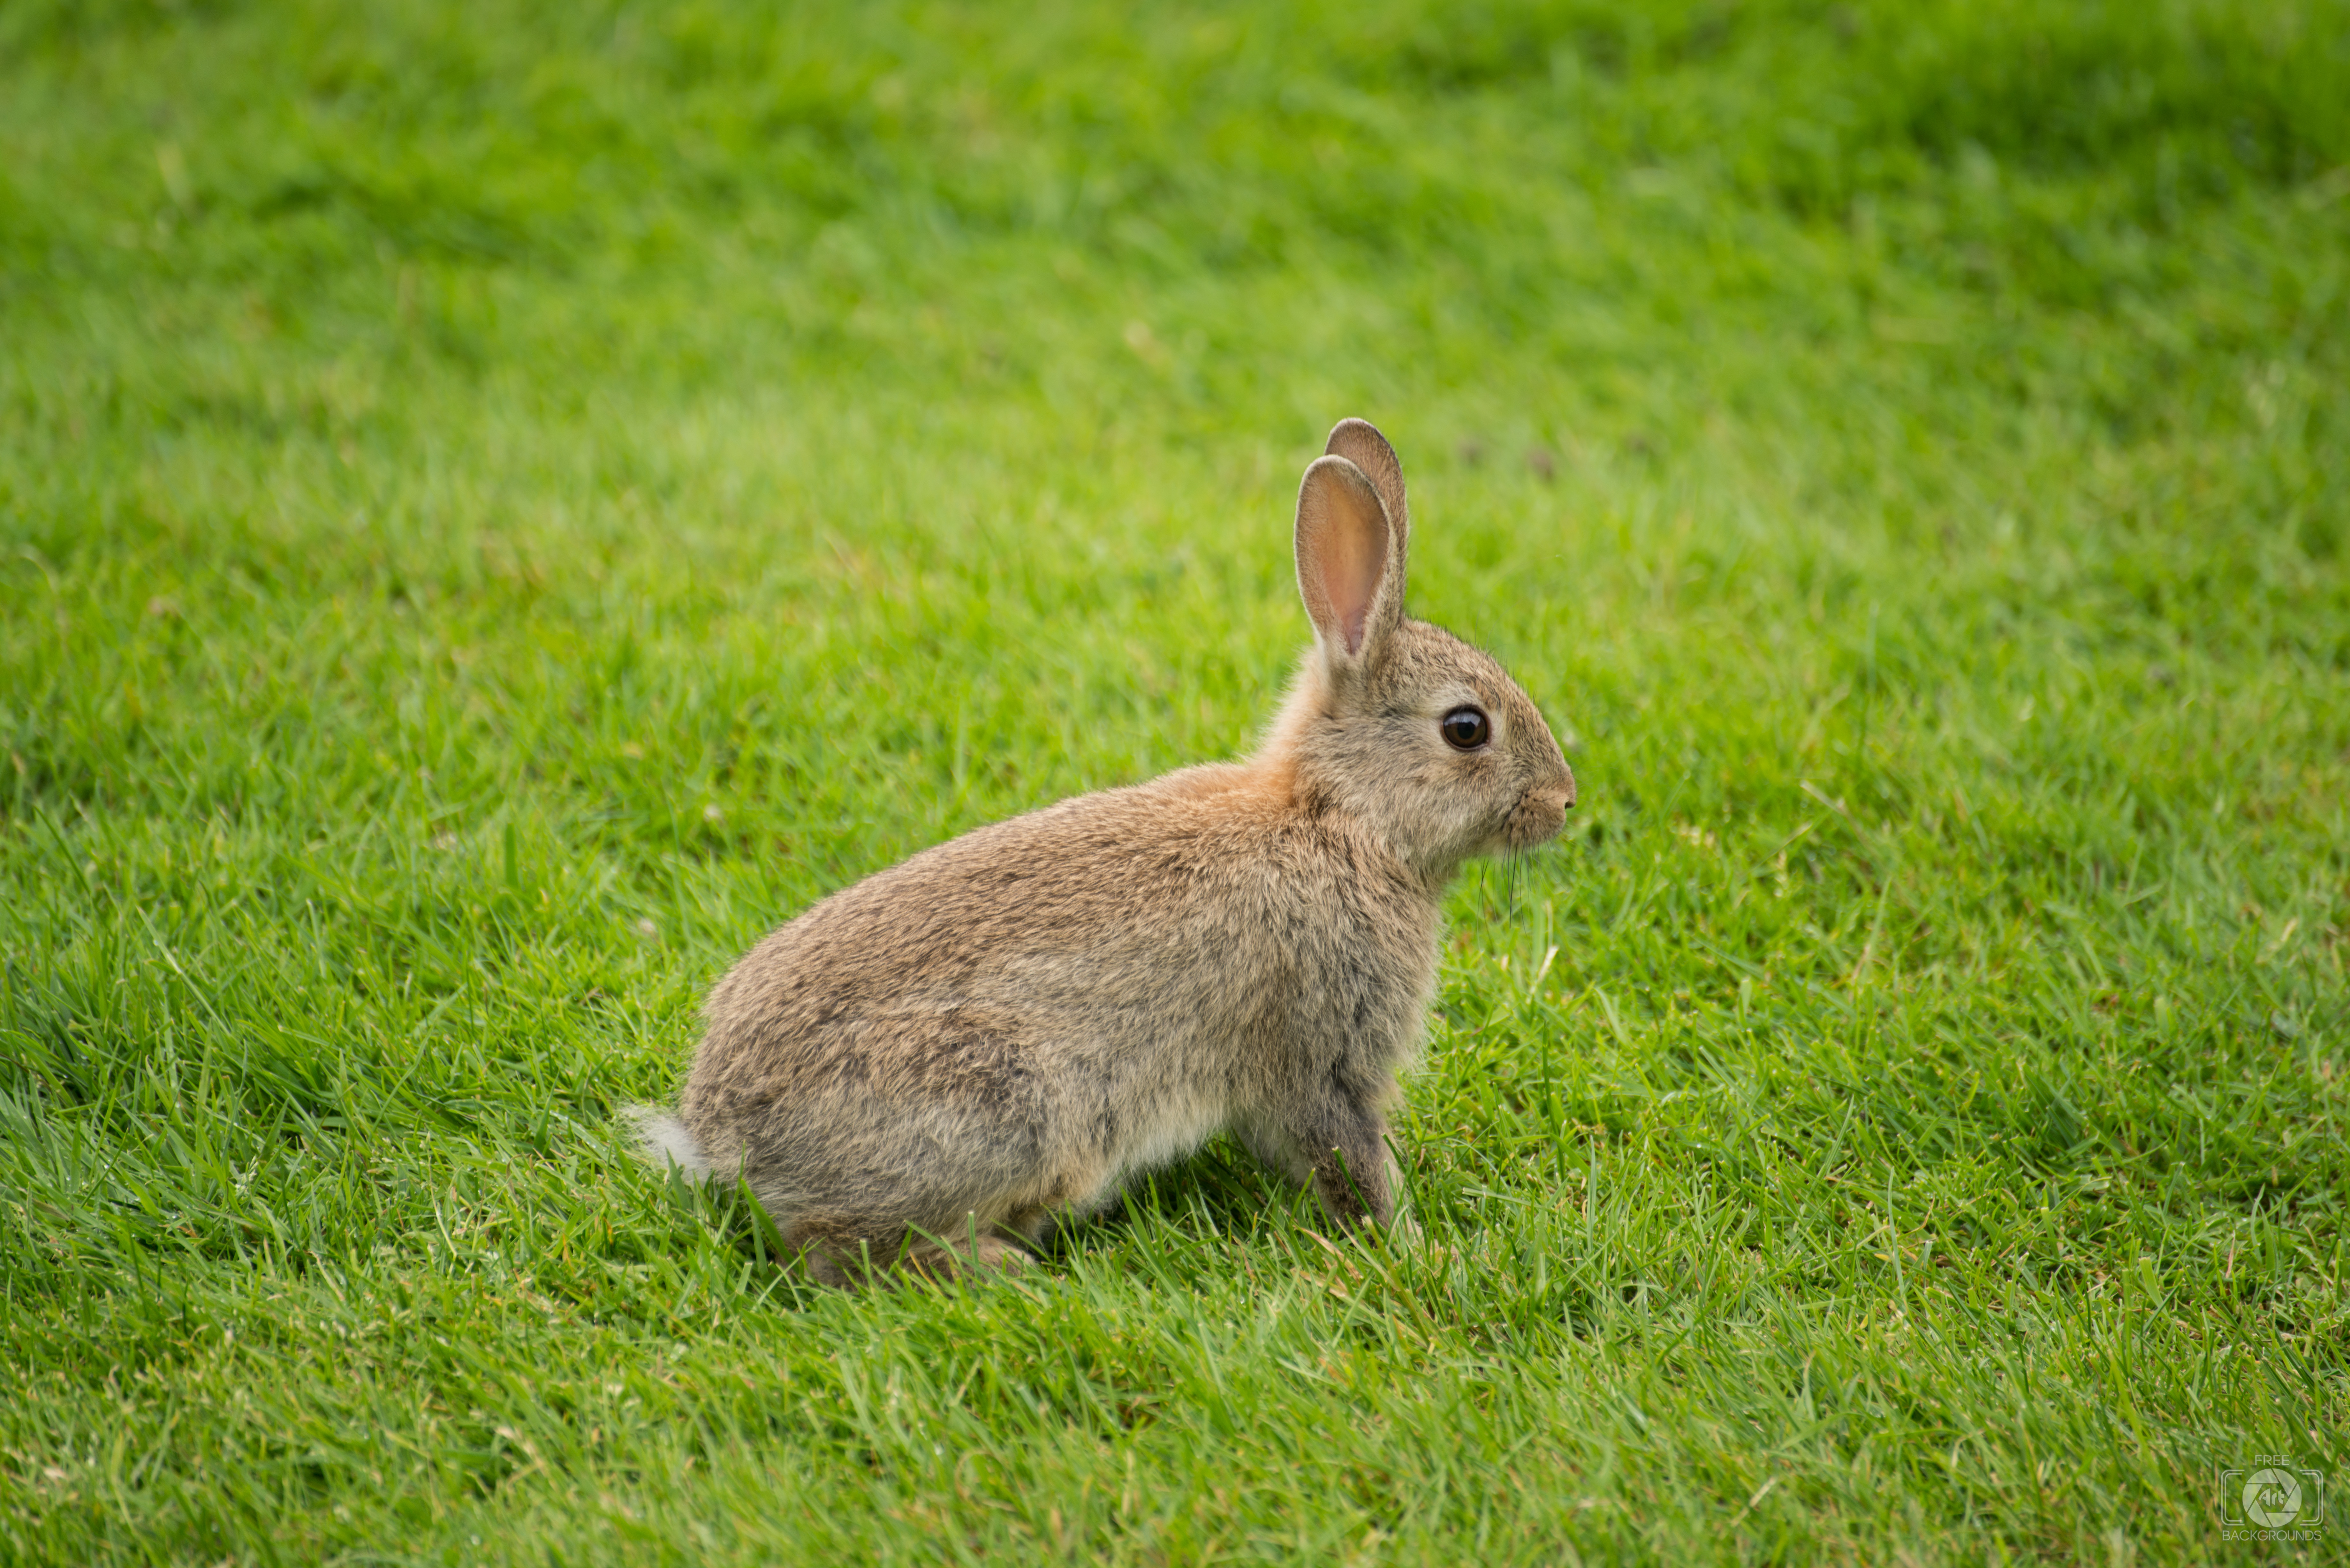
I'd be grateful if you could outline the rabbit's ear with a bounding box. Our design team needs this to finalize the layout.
[1324,418,1408,563]
[1295,454,1402,664]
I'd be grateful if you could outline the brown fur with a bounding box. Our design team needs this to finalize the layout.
[629,419,1575,1285]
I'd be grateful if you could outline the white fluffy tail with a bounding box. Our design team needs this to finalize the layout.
[621,1104,714,1180]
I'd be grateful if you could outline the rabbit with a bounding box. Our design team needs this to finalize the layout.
[627,418,1575,1285]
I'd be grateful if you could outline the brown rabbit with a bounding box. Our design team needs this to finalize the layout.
[629,419,1575,1284]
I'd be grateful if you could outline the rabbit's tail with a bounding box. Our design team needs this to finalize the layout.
[621,1104,714,1180]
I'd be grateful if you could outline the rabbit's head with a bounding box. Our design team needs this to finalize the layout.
[1273,419,1576,879]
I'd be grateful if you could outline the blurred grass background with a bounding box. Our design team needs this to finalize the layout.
[2,1,2346,1561]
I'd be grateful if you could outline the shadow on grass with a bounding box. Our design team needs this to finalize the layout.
[1049,1135,1297,1257]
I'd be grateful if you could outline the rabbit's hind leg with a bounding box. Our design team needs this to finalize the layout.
[899,1227,1031,1282]
[822,1230,1030,1287]
[1001,1197,1109,1257]
[787,1210,1033,1288]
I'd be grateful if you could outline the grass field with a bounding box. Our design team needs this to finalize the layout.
[4,1,2347,1561]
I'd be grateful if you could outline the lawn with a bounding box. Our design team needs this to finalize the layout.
[3,0,2346,1561]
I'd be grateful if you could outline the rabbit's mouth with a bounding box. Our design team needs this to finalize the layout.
[1501,781,1573,850]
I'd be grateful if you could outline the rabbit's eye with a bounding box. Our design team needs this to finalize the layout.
[1441,706,1491,751]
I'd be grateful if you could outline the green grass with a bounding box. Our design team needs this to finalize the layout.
[3,0,2347,1560]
